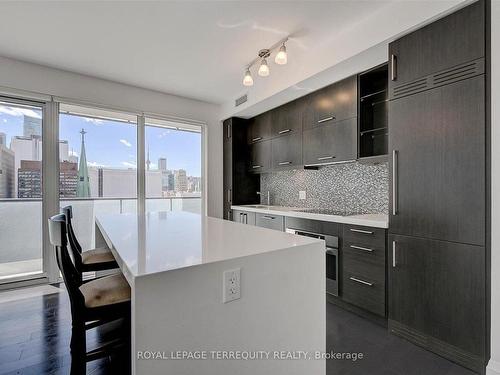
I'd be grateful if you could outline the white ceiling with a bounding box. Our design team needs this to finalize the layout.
[0,1,404,105]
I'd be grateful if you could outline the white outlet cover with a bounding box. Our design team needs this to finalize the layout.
[223,268,241,303]
[299,191,306,200]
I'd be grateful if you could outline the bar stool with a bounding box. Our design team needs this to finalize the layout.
[62,206,118,273]
[48,213,131,375]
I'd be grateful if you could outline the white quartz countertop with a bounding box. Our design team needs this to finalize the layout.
[96,211,322,280]
[231,205,389,228]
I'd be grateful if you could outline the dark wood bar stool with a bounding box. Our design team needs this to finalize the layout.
[62,206,118,273]
[48,213,131,375]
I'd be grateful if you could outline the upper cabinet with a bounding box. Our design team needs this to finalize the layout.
[303,118,357,166]
[303,75,357,129]
[389,1,484,99]
[247,111,272,144]
[271,133,303,170]
[271,99,304,138]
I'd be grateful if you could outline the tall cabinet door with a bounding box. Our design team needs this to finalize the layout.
[389,75,485,245]
[389,234,486,365]
[223,119,233,220]
[388,0,484,93]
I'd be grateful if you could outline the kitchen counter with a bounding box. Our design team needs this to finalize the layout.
[231,205,389,228]
[95,211,325,375]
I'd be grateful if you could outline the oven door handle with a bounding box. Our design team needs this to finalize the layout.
[325,248,337,255]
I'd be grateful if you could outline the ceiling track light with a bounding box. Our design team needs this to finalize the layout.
[242,37,288,87]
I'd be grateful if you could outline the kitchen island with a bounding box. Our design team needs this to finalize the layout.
[95,211,325,375]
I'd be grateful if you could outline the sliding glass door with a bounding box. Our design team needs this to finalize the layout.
[144,118,202,214]
[0,98,45,282]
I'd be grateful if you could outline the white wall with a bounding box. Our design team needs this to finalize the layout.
[488,1,500,374]
[0,56,223,218]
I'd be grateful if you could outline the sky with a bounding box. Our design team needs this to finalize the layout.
[0,105,201,177]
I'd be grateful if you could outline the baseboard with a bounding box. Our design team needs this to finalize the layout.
[326,293,387,327]
[487,359,500,375]
[389,319,485,374]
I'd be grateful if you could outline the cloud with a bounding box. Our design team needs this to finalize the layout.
[69,150,79,157]
[84,117,104,125]
[0,106,42,119]
[2,119,7,123]
[122,161,136,168]
[120,139,132,147]
[158,130,171,138]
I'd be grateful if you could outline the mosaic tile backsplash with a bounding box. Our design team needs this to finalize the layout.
[260,162,389,214]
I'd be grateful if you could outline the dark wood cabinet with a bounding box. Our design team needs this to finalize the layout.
[389,75,485,245]
[303,75,357,129]
[247,111,272,144]
[271,133,303,170]
[388,234,486,371]
[389,1,484,99]
[255,213,284,231]
[389,1,484,88]
[271,99,303,138]
[223,118,260,220]
[303,118,357,166]
[249,139,272,173]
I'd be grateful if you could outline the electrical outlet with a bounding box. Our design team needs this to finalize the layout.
[299,191,307,200]
[223,268,241,303]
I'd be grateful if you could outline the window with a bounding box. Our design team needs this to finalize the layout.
[59,104,137,251]
[145,118,202,214]
[0,98,44,280]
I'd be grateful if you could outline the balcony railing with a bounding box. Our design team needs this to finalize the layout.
[0,196,201,281]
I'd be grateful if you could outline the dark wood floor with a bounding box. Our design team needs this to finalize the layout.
[0,284,477,375]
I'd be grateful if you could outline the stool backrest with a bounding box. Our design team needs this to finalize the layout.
[48,213,84,314]
[61,206,83,271]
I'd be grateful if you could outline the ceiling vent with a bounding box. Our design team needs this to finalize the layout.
[235,94,248,107]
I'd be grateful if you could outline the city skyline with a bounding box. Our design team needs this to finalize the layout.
[0,109,202,177]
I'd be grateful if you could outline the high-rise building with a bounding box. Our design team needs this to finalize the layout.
[0,132,6,146]
[76,129,90,197]
[174,169,187,192]
[10,136,69,194]
[23,115,42,137]
[59,161,78,198]
[0,144,15,198]
[17,160,78,198]
[158,158,167,171]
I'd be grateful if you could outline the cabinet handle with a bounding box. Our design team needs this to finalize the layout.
[262,215,275,220]
[317,116,335,124]
[244,213,248,224]
[349,228,373,235]
[392,149,398,215]
[278,129,291,135]
[227,123,232,139]
[350,245,373,252]
[317,156,335,161]
[349,277,373,287]
[278,161,291,166]
[391,54,397,81]
[252,137,263,142]
[227,189,231,203]
[392,241,397,268]
[252,165,262,169]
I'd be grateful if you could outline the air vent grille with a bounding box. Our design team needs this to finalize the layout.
[235,94,248,107]
[391,58,484,100]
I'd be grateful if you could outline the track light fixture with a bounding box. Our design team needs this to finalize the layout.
[242,37,288,86]
[243,68,253,86]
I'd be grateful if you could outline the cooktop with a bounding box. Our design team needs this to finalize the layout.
[295,208,367,216]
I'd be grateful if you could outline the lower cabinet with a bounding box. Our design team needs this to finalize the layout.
[388,234,486,370]
[256,213,284,231]
[341,224,387,316]
[231,210,256,225]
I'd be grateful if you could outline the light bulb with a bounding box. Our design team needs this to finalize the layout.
[243,69,253,86]
[258,58,270,77]
[275,44,287,65]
